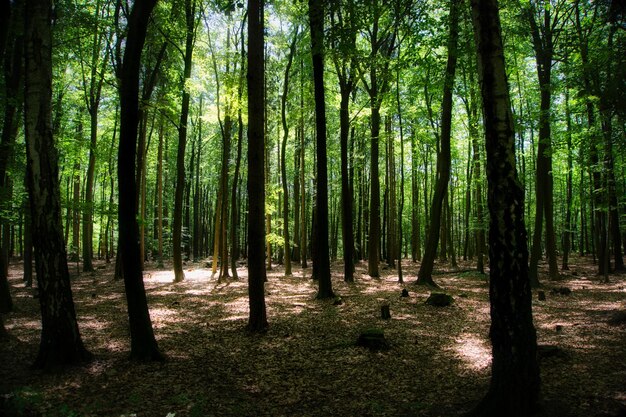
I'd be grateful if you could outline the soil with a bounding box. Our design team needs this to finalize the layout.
[1,255,625,417]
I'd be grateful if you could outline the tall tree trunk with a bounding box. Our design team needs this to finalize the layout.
[331,0,357,282]
[468,0,540,414]
[280,28,298,277]
[562,83,573,270]
[23,198,33,287]
[417,0,460,287]
[24,0,92,368]
[309,0,334,299]
[527,3,560,283]
[299,71,308,269]
[575,2,607,276]
[396,66,405,283]
[116,0,162,361]
[156,114,164,267]
[247,0,268,332]
[0,0,23,313]
[411,131,420,262]
[230,105,243,279]
[173,0,196,283]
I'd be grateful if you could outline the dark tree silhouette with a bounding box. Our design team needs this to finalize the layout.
[467,0,540,414]
[416,0,461,287]
[247,0,268,332]
[117,0,163,361]
[309,0,334,300]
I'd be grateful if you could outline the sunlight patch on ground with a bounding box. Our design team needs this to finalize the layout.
[7,318,40,331]
[150,307,179,323]
[79,316,112,332]
[452,333,491,371]
[222,296,249,321]
[145,268,217,283]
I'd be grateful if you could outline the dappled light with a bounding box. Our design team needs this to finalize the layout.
[1,257,625,416]
[452,333,491,371]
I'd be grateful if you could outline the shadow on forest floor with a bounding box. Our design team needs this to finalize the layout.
[1,255,625,416]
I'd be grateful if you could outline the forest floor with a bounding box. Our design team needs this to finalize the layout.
[1,255,625,417]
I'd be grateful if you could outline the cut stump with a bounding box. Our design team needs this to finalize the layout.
[356,328,389,351]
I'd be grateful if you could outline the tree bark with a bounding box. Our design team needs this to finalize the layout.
[0,1,23,312]
[309,0,334,299]
[417,0,460,287]
[117,0,162,361]
[247,0,268,332]
[527,3,561,285]
[173,0,196,283]
[280,28,297,277]
[24,0,92,369]
[467,0,540,414]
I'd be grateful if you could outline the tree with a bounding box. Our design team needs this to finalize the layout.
[363,0,398,278]
[116,0,163,361]
[173,0,197,283]
[280,27,298,278]
[330,0,358,283]
[416,0,461,287]
[526,0,566,285]
[467,0,540,414]
[247,0,268,333]
[24,0,92,369]
[0,0,23,315]
[78,0,110,273]
[309,0,334,299]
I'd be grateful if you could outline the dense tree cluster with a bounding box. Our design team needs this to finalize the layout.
[0,0,624,412]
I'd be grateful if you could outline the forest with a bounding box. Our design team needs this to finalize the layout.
[1,0,625,415]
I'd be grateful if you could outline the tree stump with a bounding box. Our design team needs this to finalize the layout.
[425,292,454,307]
[381,303,391,320]
[356,328,389,351]
[401,289,409,297]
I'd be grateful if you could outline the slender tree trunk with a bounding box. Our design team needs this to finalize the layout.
[280,29,298,277]
[562,84,573,270]
[247,0,268,332]
[24,0,92,368]
[116,0,162,361]
[396,67,405,283]
[527,4,560,282]
[82,92,97,273]
[299,76,308,269]
[173,0,196,283]
[309,0,334,299]
[156,114,164,267]
[0,1,23,312]
[23,199,33,287]
[417,0,460,287]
